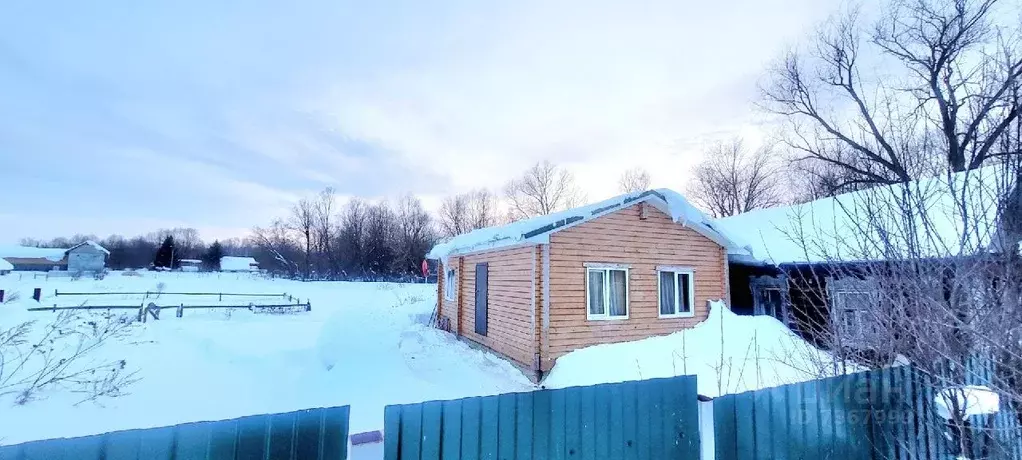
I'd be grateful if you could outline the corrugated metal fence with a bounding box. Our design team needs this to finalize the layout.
[0,405,350,460]
[714,366,1022,460]
[383,375,700,460]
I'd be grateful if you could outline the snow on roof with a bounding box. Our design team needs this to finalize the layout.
[935,386,1000,420]
[0,258,12,271]
[0,246,67,262]
[426,189,748,262]
[715,166,1015,265]
[67,240,110,255]
[220,256,258,271]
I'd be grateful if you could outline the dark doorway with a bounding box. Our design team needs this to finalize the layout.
[474,263,488,336]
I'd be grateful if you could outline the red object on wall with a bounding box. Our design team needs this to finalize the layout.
[421,259,429,277]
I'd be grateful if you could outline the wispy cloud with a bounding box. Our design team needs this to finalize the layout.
[0,0,835,242]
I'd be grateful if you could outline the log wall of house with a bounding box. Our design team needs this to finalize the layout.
[543,203,727,371]
[438,245,539,369]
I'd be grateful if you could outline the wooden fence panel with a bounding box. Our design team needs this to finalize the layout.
[0,405,350,460]
[384,375,699,460]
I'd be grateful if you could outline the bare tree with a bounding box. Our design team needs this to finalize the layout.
[363,201,396,277]
[467,189,498,230]
[249,219,300,277]
[439,189,500,237]
[763,0,1022,191]
[505,161,585,220]
[338,198,368,275]
[438,194,470,237]
[393,194,436,275]
[688,138,786,217]
[314,188,338,276]
[290,198,316,280]
[618,167,652,193]
[782,163,1022,456]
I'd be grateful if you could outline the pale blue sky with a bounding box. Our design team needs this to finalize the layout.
[0,0,837,243]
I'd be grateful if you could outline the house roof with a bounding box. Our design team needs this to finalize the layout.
[0,258,12,271]
[0,246,67,262]
[427,188,748,263]
[220,256,258,271]
[715,166,1016,266]
[67,240,110,255]
[2,257,67,265]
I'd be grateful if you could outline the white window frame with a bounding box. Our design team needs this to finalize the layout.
[585,265,629,321]
[657,267,695,318]
[444,267,457,301]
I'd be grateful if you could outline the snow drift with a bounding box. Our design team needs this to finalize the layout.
[542,301,849,397]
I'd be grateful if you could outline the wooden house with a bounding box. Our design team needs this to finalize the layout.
[715,166,1020,349]
[427,189,746,381]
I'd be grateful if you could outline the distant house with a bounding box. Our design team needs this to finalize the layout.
[220,256,259,272]
[0,258,12,275]
[0,246,69,271]
[0,241,109,273]
[427,189,745,380]
[65,241,109,273]
[179,259,203,272]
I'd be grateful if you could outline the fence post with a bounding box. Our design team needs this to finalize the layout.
[0,289,4,303]
[32,288,41,302]
[306,302,312,312]
[54,289,58,297]
[177,304,184,318]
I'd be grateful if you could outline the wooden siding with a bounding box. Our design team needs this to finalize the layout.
[544,203,727,371]
[442,246,539,369]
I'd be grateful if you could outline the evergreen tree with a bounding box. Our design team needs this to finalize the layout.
[202,240,224,271]
[153,236,178,269]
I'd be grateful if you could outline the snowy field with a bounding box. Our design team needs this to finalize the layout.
[0,271,843,448]
[0,272,532,446]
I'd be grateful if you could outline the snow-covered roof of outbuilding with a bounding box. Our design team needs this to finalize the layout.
[0,246,68,261]
[220,256,259,271]
[427,189,749,262]
[0,258,12,271]
[715,166,1016,266]
[67,240,110,255]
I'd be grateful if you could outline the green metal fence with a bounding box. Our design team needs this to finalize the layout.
[383,375,700,460]
[0,405,350,460]
[713,366,1022,460]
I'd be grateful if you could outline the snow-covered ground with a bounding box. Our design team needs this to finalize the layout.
[0,272,848,448]
[544,301,849,397]
[0,271,532,446]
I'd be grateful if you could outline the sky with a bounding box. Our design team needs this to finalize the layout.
[0,0,840,244]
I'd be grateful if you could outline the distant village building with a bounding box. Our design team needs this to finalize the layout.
[0,241,109,273]
[220,256,259,272]
[65,241,109,273]
[0,258,12,275]
[179,259,203,272]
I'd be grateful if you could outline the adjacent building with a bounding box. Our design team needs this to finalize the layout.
[0,241,109,273]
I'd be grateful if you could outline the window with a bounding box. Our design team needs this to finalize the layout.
[586,266,628,320]
[832,290,878,344]
[658,268,694,317]
[444,268,457,300]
